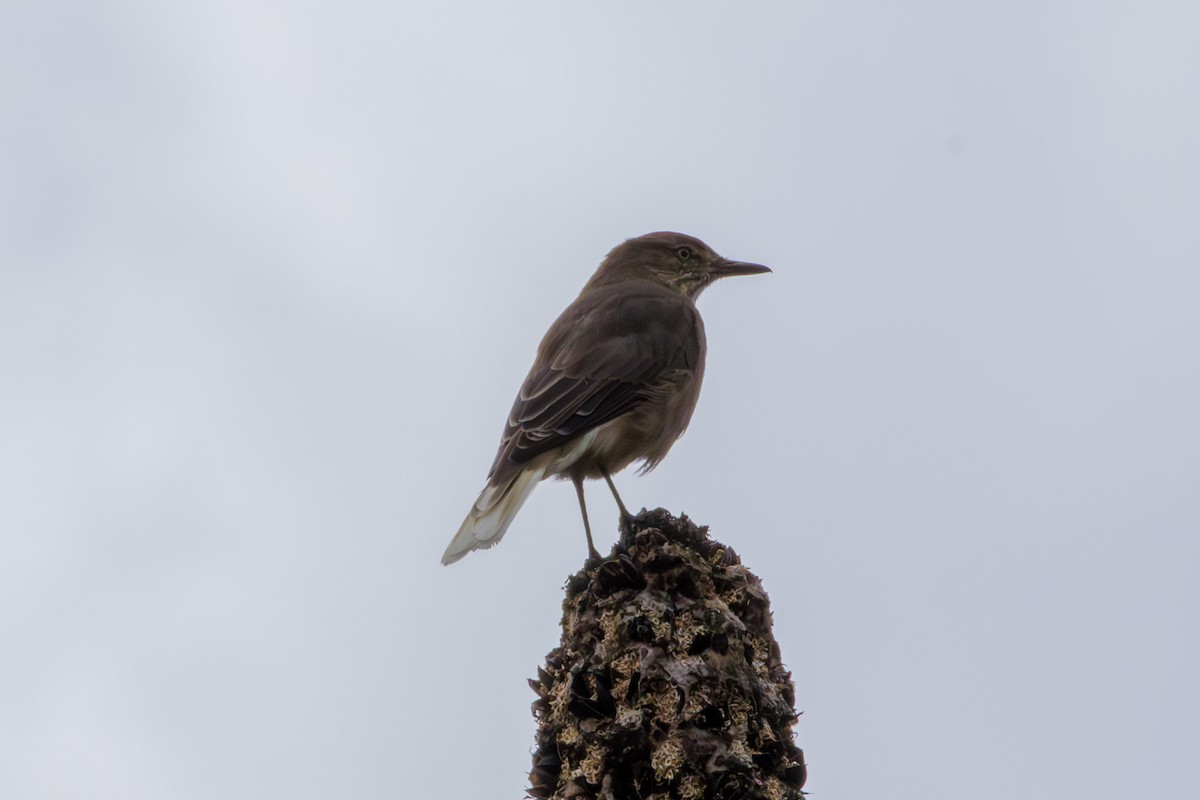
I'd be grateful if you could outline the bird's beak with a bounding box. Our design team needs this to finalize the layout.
[713,258,772,277]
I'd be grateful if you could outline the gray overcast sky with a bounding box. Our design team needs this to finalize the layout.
[2,2,1198,798]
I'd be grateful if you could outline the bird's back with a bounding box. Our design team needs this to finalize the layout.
[488,278,705,485]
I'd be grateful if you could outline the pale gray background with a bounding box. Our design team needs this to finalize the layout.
[2,2,1197,798]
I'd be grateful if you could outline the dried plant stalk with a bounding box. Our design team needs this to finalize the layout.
[529,509,806,800]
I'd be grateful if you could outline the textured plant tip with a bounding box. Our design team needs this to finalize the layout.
[528,509,806,799]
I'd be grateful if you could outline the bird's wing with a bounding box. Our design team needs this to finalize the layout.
[487,283,700,481]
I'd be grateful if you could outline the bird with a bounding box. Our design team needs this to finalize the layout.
[442,232,770,565]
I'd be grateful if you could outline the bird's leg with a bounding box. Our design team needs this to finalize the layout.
[599,467,634,534]
[572,476,603,563]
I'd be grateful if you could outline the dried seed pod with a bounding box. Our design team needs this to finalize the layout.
[529,509,805,799]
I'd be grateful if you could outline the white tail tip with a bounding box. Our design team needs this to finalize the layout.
[441,467,544,565]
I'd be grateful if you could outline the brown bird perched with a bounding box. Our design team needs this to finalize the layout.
[442,232,770,565]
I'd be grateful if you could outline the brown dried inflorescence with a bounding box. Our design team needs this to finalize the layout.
[529,509,806,800]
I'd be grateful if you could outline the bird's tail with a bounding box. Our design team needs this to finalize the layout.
[442,466,545,565]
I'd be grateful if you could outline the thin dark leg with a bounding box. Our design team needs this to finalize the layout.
[573,476,603,563]
[600,467,634,532]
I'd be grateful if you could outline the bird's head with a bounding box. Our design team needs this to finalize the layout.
[589,232,771,300]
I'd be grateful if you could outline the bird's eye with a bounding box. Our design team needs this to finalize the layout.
[677,247,693,261]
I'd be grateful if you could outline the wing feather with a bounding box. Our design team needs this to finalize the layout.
[487,281,700,482]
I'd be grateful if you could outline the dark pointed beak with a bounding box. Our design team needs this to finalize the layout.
[713,258,772,277]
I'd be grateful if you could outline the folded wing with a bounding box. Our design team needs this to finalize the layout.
[487,282,700,484]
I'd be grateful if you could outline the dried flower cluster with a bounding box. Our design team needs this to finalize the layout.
[529,509,805,799]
